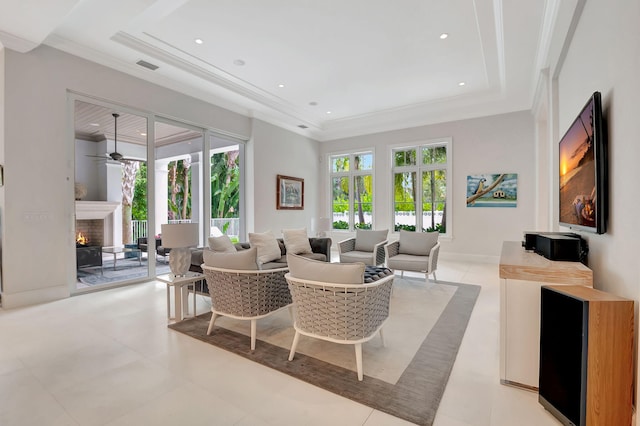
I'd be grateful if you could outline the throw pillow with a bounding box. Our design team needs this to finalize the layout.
[398,230,439,256]
[203,247,258,270]
[248,231,282,265]
[282,228,312,255]
[287,253,364,284]
[354,229,388,252]
[208,235,237,253]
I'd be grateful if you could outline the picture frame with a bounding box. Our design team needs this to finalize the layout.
[276,175,304,210]
[466,173,518,207]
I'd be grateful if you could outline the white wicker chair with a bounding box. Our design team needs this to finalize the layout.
[202,265,292,350]
[285,272,394,381]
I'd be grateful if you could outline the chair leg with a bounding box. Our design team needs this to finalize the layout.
[288,331,300,361]
[400,270,404,278]
[431,271,437,282]
[379,327,386,347]
[206,312,219,335]
[250,319,257,351]
[355,343,363,381]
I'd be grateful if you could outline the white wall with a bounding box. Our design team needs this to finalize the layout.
[550,0,640,413]
[320,110,536,260]
[1,45,251,308]
[555,0,640,299]
[247,119,320,239]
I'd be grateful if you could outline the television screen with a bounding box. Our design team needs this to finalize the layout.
[558,92,607,234]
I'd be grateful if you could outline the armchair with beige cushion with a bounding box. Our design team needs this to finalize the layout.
[384,230,440,281]
[201,247,292,351]
[338,229,388,266]
[285,253,394,381]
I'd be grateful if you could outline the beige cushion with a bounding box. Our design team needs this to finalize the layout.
[287,253,364,284]
[208,235,237,253]
[398,230,439,256]
[248,231,282,265]
[282,228,312,255]
[203,247,258,270]
[354,229,388,252]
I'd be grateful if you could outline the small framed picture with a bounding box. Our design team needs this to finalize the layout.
[276,175,304,210]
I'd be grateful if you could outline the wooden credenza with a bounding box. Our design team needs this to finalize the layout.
[499,241,593,391]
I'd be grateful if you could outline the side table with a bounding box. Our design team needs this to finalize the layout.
[157,272,204,321]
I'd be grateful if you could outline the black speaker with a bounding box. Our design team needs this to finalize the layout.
[535,234,586,262]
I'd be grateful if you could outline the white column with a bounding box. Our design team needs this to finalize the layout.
[155,160,170,236]
[189,152,204,245]
[98,160,123,247]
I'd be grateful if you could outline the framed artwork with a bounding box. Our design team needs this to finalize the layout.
[277,175,304,210]
[466,173,518,207]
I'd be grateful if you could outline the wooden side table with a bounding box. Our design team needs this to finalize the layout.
[157,272,204,321]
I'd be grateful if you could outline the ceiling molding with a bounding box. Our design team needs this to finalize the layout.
[0,30,39,53]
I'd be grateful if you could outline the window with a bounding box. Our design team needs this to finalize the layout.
[330,152,374,230]
[392,140,450,234]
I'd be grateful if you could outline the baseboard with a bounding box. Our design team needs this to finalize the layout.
[1,285,70,309]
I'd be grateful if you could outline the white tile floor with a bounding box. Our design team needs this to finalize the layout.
[0,258,561,426]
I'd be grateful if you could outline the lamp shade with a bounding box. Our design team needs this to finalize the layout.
[312,217,331,237]
[161,223,199,248]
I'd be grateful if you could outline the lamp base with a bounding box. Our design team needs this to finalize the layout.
[169,247,191,277]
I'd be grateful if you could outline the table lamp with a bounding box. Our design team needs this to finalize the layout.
[161,223,199,276]
[313,217,331,237]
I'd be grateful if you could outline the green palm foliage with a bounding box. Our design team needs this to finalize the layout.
[211,150,239,218]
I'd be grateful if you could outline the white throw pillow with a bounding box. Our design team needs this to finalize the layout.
[203,247,258,270]
[208,235,237,253]
[287,253,364,284]
[248,231,282,265]
[282,228,312,255]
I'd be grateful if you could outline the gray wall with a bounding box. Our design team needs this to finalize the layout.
[320,110,536,261]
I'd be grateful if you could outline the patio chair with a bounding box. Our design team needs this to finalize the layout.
[338,229,388,266]
[385,230,440,281]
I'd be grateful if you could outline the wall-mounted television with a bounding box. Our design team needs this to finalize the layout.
[558,91,607,234]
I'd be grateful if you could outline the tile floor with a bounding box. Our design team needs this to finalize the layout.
[0,258,561,425]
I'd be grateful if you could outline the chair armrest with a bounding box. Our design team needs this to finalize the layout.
[337,237,356,254]
[309,237,332,261]
[428,242,441,272]
[384,241,400,262]
[373,240,388,266]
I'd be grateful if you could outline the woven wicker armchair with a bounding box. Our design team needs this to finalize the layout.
[338,229,388,266]
[202,265,292,350]
[285,272,394,381]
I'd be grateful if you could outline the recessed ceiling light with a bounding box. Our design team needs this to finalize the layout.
[140,133,147,136]
[326,111,332,114]
[89,123,100,127]
[309,101,318,106]
[278,84,285,88]
[194,38,203,44]
[439,33,449,40]
[458,82,466,86]
[233,59,245,66]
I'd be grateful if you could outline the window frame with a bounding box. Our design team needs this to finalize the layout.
[329,150,375,232]
[391,138,451,237]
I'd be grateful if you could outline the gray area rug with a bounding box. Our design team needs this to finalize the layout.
[169,278,480,425]
[77,259,171,285]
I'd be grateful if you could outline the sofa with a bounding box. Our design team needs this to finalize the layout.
[189,237,332,274]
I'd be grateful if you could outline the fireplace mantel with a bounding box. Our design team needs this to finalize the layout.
[75,201,120,220]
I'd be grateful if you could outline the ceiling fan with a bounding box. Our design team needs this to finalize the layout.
[87,113,144,162]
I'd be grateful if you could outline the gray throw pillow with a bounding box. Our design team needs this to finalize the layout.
[208,235,237,253]
[354,229,388,252]
[282,228,312,255]
[287,253,364,284]
[203,247,258,270]
[398,230,439,256]
[248,231,282,265]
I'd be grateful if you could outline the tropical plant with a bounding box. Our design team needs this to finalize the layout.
[168,158,192,220]
[132,162,147,220]
[211,150,239,218]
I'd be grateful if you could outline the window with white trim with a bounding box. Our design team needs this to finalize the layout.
[330,151,374,231]
[392,139,450,235]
